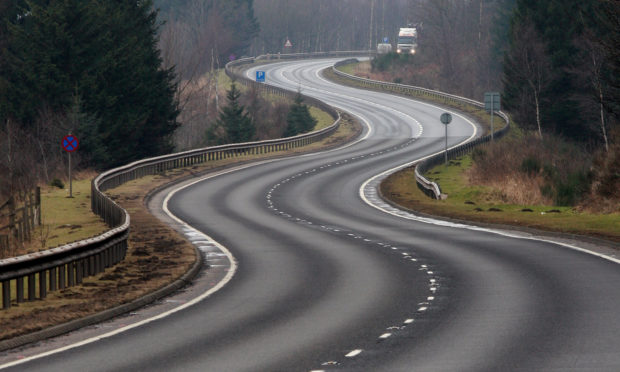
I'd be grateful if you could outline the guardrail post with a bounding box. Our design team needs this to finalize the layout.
[28,273,35,300]
[16,277,24,303]
[88,256,95,277]
[39,269,47,298]
[76,260,83,284]
[68,262,75,287]
[58,265,65,289]
[49,267,57,291]
[2,280,9,309]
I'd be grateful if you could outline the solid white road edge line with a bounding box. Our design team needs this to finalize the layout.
[358,135,620,267]
[0,97,375,371]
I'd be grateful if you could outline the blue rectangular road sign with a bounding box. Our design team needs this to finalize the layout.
[256,70,265,83]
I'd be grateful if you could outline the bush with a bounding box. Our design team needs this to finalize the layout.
[520,157,541,175]
[50,178,64,189]
[553,171,591,206]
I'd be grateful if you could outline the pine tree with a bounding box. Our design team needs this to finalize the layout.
[284,92,317,137]
[213,82,256,144]
[1,0,179,168]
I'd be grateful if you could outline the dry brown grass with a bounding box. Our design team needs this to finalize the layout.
[0,174,196,340]
[467,134,593,206]
[0,113,362,341]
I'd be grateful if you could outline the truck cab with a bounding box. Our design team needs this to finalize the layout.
[397,27,418,54]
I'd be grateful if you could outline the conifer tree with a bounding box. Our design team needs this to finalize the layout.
[1,0,178,168]
[212,82,255,144]
[284,92,316,137]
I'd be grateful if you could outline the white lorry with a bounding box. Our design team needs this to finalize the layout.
[396,27,418,55]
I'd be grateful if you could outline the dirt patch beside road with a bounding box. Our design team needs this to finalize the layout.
[0,113,361,342]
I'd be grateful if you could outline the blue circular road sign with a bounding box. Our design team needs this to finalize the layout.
[62,134,79,152]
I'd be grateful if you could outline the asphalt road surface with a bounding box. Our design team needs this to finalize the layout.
[4,58,620,372]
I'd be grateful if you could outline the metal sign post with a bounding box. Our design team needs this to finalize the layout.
[484,92,500,141]
[440,113,452,164]
[61,134,79,198]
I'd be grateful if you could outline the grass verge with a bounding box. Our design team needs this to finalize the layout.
[380,156,620,244]
[331,61,619,245]
[1,175,109,259]
[0,113,362,341]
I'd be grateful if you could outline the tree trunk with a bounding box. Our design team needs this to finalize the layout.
[534,90,543,139]
[599,88,609,152]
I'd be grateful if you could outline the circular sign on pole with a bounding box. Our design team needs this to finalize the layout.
[62,134,79,152]
[440,112,452,125]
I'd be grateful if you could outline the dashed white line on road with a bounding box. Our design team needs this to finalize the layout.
[379,333,392,339]
[345,349,363,357]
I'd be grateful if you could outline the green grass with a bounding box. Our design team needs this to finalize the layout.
[332,61,619,242]
[1,177,109,259]
[382,156,620,243]
[309,106,335,130]
[337,62,357,75]
[40,178,108,249]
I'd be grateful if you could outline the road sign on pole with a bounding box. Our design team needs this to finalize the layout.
[61,134,79,198]
[440,113,452,165]
[284,38,292,48]
[484,92,500,141]
[62,134,79,152]
[256,70,266,83]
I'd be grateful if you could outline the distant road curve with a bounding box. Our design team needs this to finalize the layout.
[2,58,620,372]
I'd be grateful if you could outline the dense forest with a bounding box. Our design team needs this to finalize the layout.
[1,0,178,198]
[1,0,618,206]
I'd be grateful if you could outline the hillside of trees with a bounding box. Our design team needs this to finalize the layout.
[1,0,178,199]
[2,0,617,209]
[365,0,619,208]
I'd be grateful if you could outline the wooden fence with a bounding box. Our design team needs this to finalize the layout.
[0,188,41,254]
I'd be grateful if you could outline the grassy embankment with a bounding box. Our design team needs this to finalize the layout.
[0,67,362,341]
[334,61,620,244]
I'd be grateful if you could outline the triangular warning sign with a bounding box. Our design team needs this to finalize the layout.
[284,39,292,48]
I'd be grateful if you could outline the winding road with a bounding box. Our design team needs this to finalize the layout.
[2,58,620,371]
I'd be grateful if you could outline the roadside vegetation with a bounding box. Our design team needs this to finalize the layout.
[334,1,620,241]
[381,158,620,243]
[0,111,361,341]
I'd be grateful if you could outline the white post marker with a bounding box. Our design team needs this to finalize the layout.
[440,112,452,164]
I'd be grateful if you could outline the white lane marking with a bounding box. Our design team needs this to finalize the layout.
[345,349,363,358]
[357,105,620,268]
[428,296,435,301]
[263,61,423,140]
[404,319,414,324]
[379,333,392,339]
[0,62,380,370]
[0,169,256,370]
[418,306,428,312]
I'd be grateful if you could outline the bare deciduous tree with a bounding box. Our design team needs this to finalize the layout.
[504,19,552,138]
